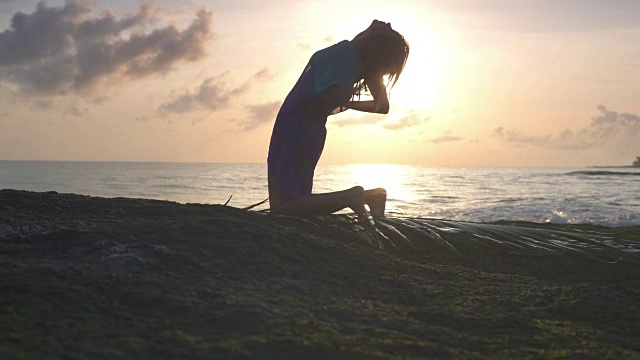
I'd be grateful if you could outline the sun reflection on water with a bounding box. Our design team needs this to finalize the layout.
[340,164,414,203]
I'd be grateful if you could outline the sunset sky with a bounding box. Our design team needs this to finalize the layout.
[1,0,639,166]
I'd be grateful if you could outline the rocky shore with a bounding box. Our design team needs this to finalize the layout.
[1,189,639,359]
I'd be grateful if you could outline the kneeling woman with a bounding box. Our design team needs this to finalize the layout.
[267,20,409,218]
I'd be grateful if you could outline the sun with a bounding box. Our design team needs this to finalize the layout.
[387,19,450,112]
[391,29,448,111]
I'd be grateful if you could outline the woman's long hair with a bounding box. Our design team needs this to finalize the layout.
[352,27,410,99]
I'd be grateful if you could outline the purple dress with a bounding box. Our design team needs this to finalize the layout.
[268,40,363,201]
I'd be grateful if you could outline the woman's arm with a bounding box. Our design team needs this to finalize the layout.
[348,75,389,114]
[346,100,389,114]
[306,76,390,115]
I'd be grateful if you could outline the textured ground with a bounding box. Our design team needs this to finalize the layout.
[1,189,639,359]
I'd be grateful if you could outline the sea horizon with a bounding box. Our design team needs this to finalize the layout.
[2,159,637,169]
[2,161,639,227]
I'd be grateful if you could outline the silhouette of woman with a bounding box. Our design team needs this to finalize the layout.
[268,20,409,218]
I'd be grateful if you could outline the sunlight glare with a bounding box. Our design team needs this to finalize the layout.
[333,9,450,111]
[390,22,448,111]
[344,164,413,203]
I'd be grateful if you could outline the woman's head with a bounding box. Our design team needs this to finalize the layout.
[352,20,409,95]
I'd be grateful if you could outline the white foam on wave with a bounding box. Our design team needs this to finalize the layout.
[544,209,640,227]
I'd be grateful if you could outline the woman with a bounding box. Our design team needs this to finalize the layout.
[268,20,409,218]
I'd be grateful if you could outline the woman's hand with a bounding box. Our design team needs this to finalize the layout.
[347,75,389,114]
[365,75,390,113]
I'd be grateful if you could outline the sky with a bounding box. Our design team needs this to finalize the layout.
[1,0,639,166]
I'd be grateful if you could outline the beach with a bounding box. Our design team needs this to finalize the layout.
[3,0,640,358]
[2,189,640,359]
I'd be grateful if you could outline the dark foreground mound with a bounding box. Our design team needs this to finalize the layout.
[1,190,639,359]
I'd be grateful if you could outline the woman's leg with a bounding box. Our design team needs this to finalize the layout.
[271,186,367,217]
[364,188,387,217]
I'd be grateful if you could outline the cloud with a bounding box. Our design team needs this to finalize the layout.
[332,109,430,130]
[493,105,640,152]
[87,95,108,105]
[0,0,13,10]
[589,104,640,138]
[27,98,89,117]
[158,68,274,115]
[381,111,430,130]
[427,130,464,144]
[237,101,281,131]
[492,127,550,146]
[332,115,385,127]
[0,1,213,95]
[30,99,54,111]
[250,67,276,82]
[158,75,232,115]
[64,104,88,117]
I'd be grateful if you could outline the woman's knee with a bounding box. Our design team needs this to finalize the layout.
[350,185,365,198]
[365,187,386,195]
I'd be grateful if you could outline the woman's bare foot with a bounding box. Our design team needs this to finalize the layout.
[365,188,387,217]
[346,186,367,216]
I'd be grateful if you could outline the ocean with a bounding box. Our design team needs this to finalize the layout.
[1,161,639,227]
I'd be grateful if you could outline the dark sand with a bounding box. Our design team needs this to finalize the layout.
[1,190,639,359]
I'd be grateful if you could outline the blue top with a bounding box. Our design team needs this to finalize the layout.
[268,40,363,201]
